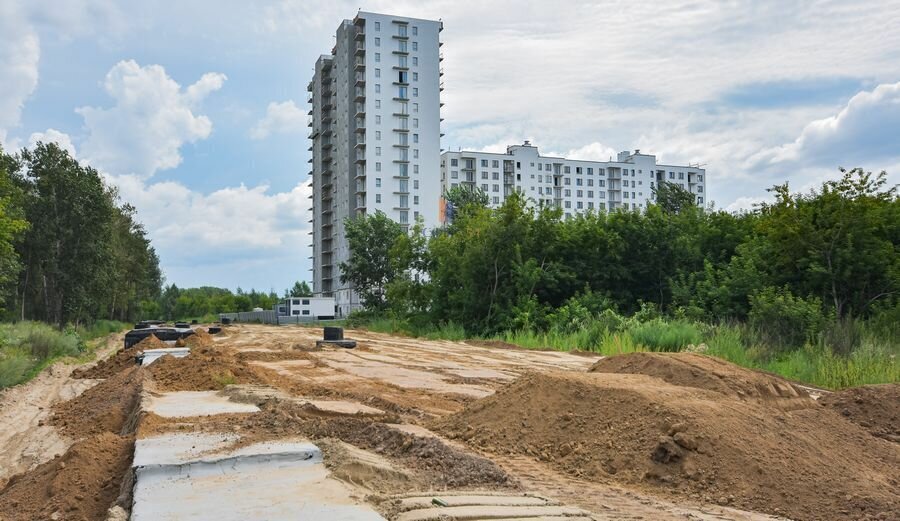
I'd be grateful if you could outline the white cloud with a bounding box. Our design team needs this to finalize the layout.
[109,174,312,251]
[558,142,619,162]
[724,196,772,213]
[0,2,40,147]
[76,60,226,178]
[250,100,306,140]
[750,81,900,168]
[28,128,76,157]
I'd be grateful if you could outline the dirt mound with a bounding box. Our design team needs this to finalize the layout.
[146,344,260,391]
[590,352,812,404]
[184,328,214,347]
[73,335,163,379]
[0,432,134,521]
[820,383,900,443]
[50,366,144,439]
[434,370,900,521]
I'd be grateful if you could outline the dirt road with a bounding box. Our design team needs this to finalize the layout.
[1,324,896,521]
[0,333,121,488]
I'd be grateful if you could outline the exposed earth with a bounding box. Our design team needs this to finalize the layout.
[0,324,897,520]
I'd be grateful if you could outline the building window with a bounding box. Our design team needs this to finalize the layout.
[412,41,418,51]
[576,178,583,186]
[587,167,593,175]
[398,86,407,98]
[492,172,499,180]
[413,133,419,143]
[412,56,418,66]
[375,37,380,46]
[375,68,381,78]
[375,178,381,187]
[564,166,571,173]
[376,130,381,140]
[375,194,381,203]
[412,103,418,112]
[588,191,593,198]
[413,72,418,81]
[565,201,571,208]
[482,171,488,179]
[451,170,458,179]
[414,195,419,204]
[679,172,684,180]
[399,210,408,224]
[564,178,571,185]
[493,184,499,192]
[375,84,381,93]
[302,310,310,315]
[565,189,571,197]
[698,175,703,182]
[481,159,488,167]
[375,163,381,172]
[398,25,407,37]
[375,146,381,156]
[577,190,583,197]
[375,52,381,62]
[292,310,300,315]
[374,21,380,31]
[413,118,418,128]
[412,87,418,97]
[414,164,419,174]
[698,186,704,192]
[375,99,381,108]
[412,26,418,35]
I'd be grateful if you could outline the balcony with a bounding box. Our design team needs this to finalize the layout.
[354,72,365,86]
[354,57,365,69]
[354,117,365,130]
[355,150,366,162]
[354,27,365,40]
[354,87,365,101]
[354,42,365,55]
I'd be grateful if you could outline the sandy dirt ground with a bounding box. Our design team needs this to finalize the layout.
[0,333,122,488]
[1,324,896,521]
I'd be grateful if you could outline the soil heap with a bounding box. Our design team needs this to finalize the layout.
[147,344,260,391]
[820,383,900,443]
[434,353,900,521]
[73,334,164,379]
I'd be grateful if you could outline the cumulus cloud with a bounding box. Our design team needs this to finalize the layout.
[560,142,619,162]
[0,2,40,147]
[750,81,900,169]
[28,128,76,156]
[76,60,226,178]
[250,100,307,140]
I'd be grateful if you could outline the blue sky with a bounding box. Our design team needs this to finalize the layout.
[2,0,900,292]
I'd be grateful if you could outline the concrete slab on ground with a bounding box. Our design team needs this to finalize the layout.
[141,347,190,365]
[143,391,260,418]
[132,435,385,521]
[392,492,592,521]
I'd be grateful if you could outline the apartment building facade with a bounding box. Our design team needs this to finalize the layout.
[440,141,706,216]
[308,11,444,316]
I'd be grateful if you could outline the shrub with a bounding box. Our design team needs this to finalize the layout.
[0,349,31,388]
[749,287,826,352]
[629,319,702,352]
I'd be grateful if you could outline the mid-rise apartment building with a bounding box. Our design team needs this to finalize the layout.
[308,11,444,316]
[440,141,706,215]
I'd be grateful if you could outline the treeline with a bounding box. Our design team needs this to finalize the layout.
[146,281,313,320]
[0,143,161,326]
[342,168,899,359]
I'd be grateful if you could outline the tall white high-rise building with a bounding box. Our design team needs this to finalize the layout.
[308,12,444,316]
[440,142,707,215]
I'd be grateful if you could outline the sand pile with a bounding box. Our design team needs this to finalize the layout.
[50,366,144,439]
[590,352,812,405]
[0,432,133,521]
[146,344,260,391]
[73,334,164,379]
[435,358,900,521]
[820,383,900,443]
[184,327,214,347]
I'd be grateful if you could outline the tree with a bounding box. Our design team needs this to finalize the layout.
[0,146,28,312]
[443,184,489,223]
[289,281,313,297]
[339,211,404,311]
[652,181,697,214]
[756,168,899,319]
[13,143,116,325]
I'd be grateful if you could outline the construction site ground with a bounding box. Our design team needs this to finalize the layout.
[0,324,897,521]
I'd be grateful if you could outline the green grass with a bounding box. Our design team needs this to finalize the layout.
[339,313,899,390]
[0,320,129,389]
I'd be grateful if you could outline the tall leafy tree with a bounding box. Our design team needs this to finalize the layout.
[340,211,404,311]
[289,281,313,297]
